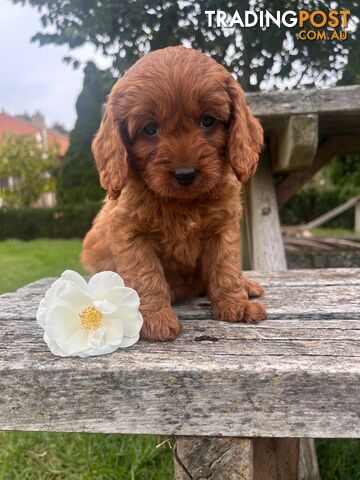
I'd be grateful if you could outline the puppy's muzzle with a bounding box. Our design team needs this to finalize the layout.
[173,167,197,186]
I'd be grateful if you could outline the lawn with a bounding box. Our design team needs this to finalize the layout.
[0,238,359,479]
[311,227,357,238]
[0,239,86,294]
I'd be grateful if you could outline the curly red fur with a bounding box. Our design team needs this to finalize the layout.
[82,46,266,341]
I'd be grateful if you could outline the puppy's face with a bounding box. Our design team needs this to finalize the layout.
[93,47,263,200]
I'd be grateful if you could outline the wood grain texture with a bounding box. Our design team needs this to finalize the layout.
[246,86,360,140]
[174,437,253,480]
[273,115,318,173]
[247,156,287,271]
[253,438,299,480]
[247,86,360,117]
[0,268,359,438]
[356,199,360,237]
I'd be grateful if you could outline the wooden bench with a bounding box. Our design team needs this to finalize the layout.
[1,268,359,479]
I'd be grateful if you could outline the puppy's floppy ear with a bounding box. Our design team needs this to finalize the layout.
[226,76,263,183]
[92,103,128,199]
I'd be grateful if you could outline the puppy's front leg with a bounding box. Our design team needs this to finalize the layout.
[110,232,181,341]
[201,227,267,324]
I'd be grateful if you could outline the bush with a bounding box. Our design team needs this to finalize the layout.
[0,202,101,240]
[280,187,356,229]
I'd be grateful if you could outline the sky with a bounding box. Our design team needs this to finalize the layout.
[0,0,111,130]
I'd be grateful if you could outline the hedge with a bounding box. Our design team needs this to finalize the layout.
[280,187,355,230]
[0,202,101,241]
[0,187,356,241]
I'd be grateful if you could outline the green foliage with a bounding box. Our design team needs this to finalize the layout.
[11,0,360,90]
[280,186,356,229]
[57,62,115,205]
[51,122,68,135]
[323,155,360,196]
[0,135,58,207]
[0,202,101,241]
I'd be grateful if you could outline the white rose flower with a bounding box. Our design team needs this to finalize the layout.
[36,270,143,357]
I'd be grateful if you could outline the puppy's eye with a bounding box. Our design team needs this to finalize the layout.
[200,115,215,130]
[143,122,158,137]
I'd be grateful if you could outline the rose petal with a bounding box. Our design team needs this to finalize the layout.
[103,310,143,337]
[88,271,125,299]
[45,305,80,341]
[37,297,50,328]
[106,286,140,309]
[120,334,140,348]
[86,327,107,349]
[78,343,122,358]
[93,299,118,315]
[57,328,89,355]
[36,280,64,325]
[44,333,68,357]
[56,281,92,309]
[102,318,124,344]
[117,310,143,339]
[61,270,88,289]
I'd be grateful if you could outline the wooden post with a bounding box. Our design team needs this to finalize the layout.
[246,153,287,271]
[273,115,318,173]
[247,156,319,480]
[355,198,360,238]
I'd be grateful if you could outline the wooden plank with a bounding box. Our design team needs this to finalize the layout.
[174,437,253,479]
[355,199,360,237]
[0,270,359,441]
[273,115,318,172]
[245,267,360,287]
[5,276,360,325]
[247,85,360,118]
[247,155,287,271]
[1,324,359,438]
[276,135,360,206]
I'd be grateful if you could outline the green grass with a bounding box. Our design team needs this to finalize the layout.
[0,239,86,294]
[0,239,359,479]
[316,439,360,480]
[310,227,356,238]
[0,432,174,480]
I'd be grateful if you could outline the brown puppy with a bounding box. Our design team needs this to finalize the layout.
[82,46,266,341]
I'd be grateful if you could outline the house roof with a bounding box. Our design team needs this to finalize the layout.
[0,112,69,156]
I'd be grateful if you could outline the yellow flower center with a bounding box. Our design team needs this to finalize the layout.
[79,306,103,331]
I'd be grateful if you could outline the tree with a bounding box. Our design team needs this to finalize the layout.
[11,0,360,91]
[15,112,32,122]
[323,155,360,197]
[56,62,115,204]
[51,122,68,135]
[0,135,58,207]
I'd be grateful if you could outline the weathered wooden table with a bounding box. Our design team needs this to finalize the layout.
[1,85,360,479]
[1,268,359,479]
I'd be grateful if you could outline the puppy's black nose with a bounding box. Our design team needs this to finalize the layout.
[173,167,197,186]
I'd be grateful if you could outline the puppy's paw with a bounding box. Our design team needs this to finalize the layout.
[141,308,182,341]
[214,299,267,324]
[242,277,265,298]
